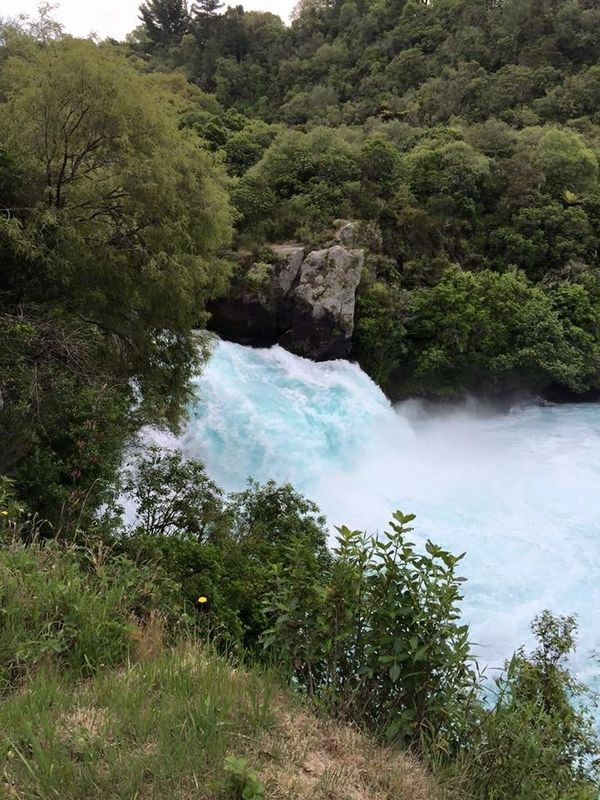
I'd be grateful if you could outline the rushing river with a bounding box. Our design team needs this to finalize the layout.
[173,339,600,677]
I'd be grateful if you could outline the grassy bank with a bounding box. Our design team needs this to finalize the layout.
[0,647,435,800]
[0,538,435,800]
[1,492,598,800]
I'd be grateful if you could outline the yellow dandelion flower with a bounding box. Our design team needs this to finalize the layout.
[0,510,8,517]
[197,596,208,604]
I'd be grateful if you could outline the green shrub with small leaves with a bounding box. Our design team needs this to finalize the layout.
[118,448,331,649]
[451,612,600,800]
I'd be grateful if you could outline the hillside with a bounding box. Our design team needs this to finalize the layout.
[1,465,599,800]
[129,0,600,400]
[0,528,437,800]
[2,643,435,800]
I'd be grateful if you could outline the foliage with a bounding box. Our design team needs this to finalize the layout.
[453,612,600,800]
[2,440,600,798]
[0,535,181,693]
[135,0,600,132]
[233,127,360,240]
[223,756,265,800]
[262,511,475,747]
[118,448,331,648]
[0,26,232,523]
[353,279,407,386]
[0,310,132,526]
[0,37,232,370]
[130,0,600,400]
[138,0,190,47]
[122,446,228,541]
[224,119,280,175]
[397,266,600,397]
[118,446,245,643]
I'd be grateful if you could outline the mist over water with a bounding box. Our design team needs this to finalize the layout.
[176,340,600,674]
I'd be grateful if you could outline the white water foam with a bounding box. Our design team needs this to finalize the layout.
[176,339,600,674]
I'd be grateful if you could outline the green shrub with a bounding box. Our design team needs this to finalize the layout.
[121,445,229,542]
[222,756,265,800]
[455,612,600,800]
[262,511,475,747]
[119,448,331,649]
[400,266,600,397]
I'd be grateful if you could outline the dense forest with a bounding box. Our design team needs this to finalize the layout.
[130,0,600,398]
[2,2,600,798]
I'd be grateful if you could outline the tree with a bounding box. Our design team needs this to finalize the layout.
[359,139,402,198]
[234,128,360,239]
[0,37,232,400]
[139,0,190,46]
[528,126,599,197]
[193,0,224,15]
[402,267,597,397]
[0,32,232,522]
[467,612,600,799]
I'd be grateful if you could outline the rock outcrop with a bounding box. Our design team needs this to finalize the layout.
[208,229,364,360]
[270,244,305,296]
[280,245,364,359]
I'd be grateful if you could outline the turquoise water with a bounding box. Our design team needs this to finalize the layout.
[176,339,600,674]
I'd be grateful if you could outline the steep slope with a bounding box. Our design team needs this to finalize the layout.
[0,645,436,800]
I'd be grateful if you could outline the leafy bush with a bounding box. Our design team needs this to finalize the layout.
[262,511,475,747]
[0,310,133,529]
[234,128,360,240]
[119,448,331,649]
[223,756,265,800]
[398,266,600,397]
[454,612,600,800]
[121,446,229,542]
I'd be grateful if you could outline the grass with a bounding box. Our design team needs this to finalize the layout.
[0,645,436,800]
[0,536,436,800]
[3,531,598,800]
[0,537,179,692]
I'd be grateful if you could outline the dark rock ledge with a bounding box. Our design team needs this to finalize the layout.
[208,222,364,361]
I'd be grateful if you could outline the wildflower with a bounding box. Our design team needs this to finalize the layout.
[197,596,208,604]
[0,510,8,517]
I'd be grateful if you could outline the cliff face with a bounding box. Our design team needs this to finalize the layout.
[208,223,364,361]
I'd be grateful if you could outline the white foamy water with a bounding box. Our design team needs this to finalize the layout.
[175,339,600,674]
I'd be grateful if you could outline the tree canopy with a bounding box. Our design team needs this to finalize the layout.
[129,0,600,399]
[0,27,232,522]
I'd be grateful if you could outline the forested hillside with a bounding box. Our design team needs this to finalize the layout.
[131,0,600,398]
[134,0,600,126]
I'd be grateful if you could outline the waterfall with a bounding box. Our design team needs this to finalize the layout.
[172,339,600,675]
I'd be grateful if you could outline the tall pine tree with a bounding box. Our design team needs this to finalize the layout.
[192,0,225,17]
[139,0,190,46]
